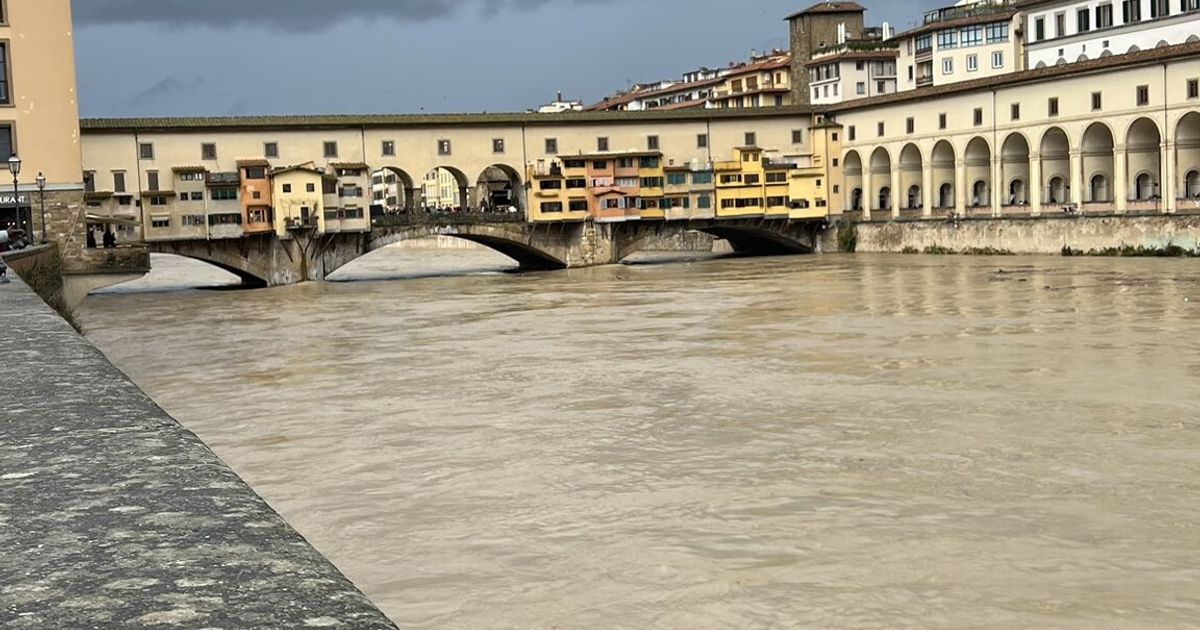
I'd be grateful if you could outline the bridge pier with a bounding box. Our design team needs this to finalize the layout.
[149,232,370,287]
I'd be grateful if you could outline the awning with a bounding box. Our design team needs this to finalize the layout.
[86,213,141,226]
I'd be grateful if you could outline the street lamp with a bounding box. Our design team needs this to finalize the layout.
[7,155,21,236]
[36,172,47,243]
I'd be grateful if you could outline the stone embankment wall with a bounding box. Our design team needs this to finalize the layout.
[0,278,398,629]
[853,216,1200,254]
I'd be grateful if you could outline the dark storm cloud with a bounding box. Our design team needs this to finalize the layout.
[72,0,613,31]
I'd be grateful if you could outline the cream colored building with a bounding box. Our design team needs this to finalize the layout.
[836,41,1200,219]
[1023,0,1200,69]
[0,0,86,242]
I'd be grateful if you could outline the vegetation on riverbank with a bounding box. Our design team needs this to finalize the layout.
[14,249,82,333]
[1061,243,1200,258]
[837,221,858,253]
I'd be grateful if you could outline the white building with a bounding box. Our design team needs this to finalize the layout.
[1023,0,1200,69]
[536,92,584,114]
[894,1,1024,91]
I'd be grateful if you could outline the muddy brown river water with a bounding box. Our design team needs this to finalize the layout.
[79,247,1200,629]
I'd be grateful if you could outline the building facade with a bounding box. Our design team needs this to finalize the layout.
[894,3,1023,92]
[1023,0,1200,69]
[787,2,868,105]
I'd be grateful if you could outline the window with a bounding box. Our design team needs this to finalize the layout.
[541,202,563,213]
[282,184,292,193]
[1077,7,1091,32]
[264,142,279,158]
[877,81,887,93]
[647,135,660,151]
[1035,17,1046,41]
[692,172,713,184]
[792,129,804,144]
[190,192,204,201]
[438,139,452,156]
[934,113,944,130]
[597,137,609,152]
[916,34,933,53]
[960,26,982,47]
[201,143,217,160]
[992,52,1004,69]
[848,126,856,141]
[565,178,587,189]
[986,23,1009,43]
[139,143,155,160]
[539,180,562,190]
[937,30,957,49]
[1049,97,1059,116]
[382,140,396,156]
[1123,0,1142,21]
[563,159,586,169]
[323,141,338,158]
[1055,12,1066,37]
[1011,103,1020,121]
[592,161,608,169]
[149,196,168,207]
[147,171,159,191]
[211,187,237,201]
[1096,3,1114,28]
[1092,92,1103,110]
[877,122,885,137]
[639,157,659,168]
[641,177,664,188]
[113,171,126,193]
[697,195,712,209]
[1150,0,1168,18]
[306,183,316,193]
[667,172,688,185]
[0,42,11,105]
[245,166,266,180]
[150,217,170,228]
[857,82,866,95]
[568,200,589,212]
[1137,85,1150,106]
[972,108,983,126]
[1188,79,1199,99]
[182,215,205,227]
[943,59,954,75]
[744,132,757,146]
[766,172,788,184]
[697,134,708,148]
[545,138,558,154]
[906,117,915,134]
[967,55,978,72]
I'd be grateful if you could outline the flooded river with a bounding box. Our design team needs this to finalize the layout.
[79,246,1200,629]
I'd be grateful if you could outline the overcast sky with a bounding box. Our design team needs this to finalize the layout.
[72,0,942,118]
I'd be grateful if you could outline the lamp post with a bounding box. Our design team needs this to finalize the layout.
[7,155,21,236]
[36,172,47,243]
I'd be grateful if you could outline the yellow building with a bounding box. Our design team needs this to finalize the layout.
[710,53,794,109]
[788,120,843,220]
[1,0,87,246]
[715,147,770,218]
[270,165,326,236]
[637,154,666,220]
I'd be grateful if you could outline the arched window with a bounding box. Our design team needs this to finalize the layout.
[1048,177,1065,203]
[1090,174,1110,203]
[908,185,921,209]
[1008,179,1026,205]
[972,180,988,207]
[1186,171,1200,199]
[938,183,954,209]
[878,187,892,211]
[1134,173,1155,201]
[851,188,863,211]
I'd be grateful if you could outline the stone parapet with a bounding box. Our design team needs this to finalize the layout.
[0,278,398,629]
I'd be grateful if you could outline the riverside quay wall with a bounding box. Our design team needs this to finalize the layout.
[0,279,397,629]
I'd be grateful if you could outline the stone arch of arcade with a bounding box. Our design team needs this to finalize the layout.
[1176,112,1200,209]
[370,166,419,214]
[476,164,526,213]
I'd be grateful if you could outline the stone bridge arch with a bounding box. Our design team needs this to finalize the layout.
[149,232,371,287]
[368,222,570,271]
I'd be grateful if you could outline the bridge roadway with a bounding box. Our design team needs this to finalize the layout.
[147,213,829,287]
[0,276,398,628]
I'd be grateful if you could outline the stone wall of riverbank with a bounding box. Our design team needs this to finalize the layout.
[851,215,1200,255]
[0,278,397,629]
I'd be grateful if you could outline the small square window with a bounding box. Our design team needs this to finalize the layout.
[906,118,915,134]
[598,137,609,152]
[1011,103,1020,121]
[938,113,947,129]
[283,184,292,193]
[647,135,660,151]
[201,143,217,160]
[264,142,279,158]
[791,129,804,144]
[139,143,155,160]
[1091,92,1102,111]
[1189,79,1200,100]
[438,139,452,156]
[1136,85,1150,106]
[382,140,396,156]
[744,132,757,146]
[696,134,708,149]
[306,183,316,193]
[1048,97,1059,116]
[973,108,983,126]
[323,141,338,158]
